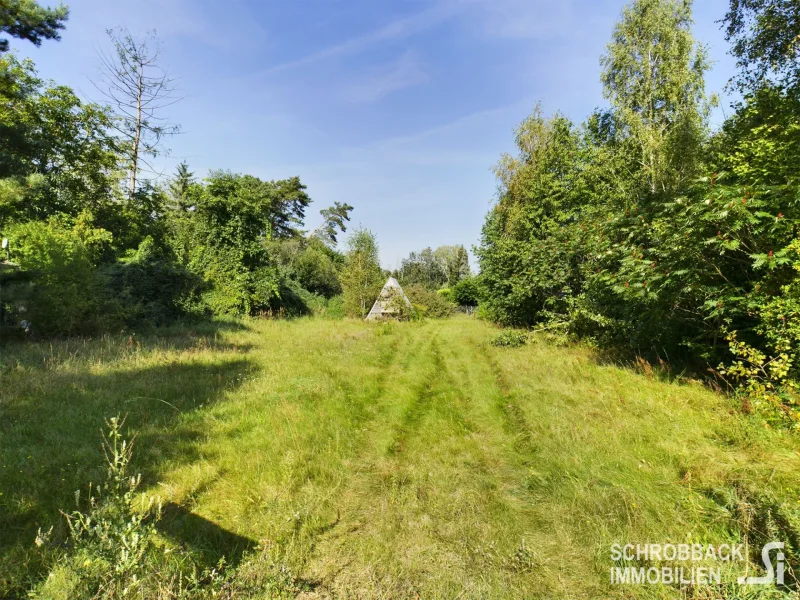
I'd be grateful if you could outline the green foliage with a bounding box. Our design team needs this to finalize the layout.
[476,0,800,418]
[600,0,711,195]
[340,227,383,318]
[451,276,480,306]
[396,246,446,289]
[310,201,353,246]
[723,0,800,92]
[0,0,68,53]
[476,109,587,326]
[396,245,470,290]
[434,245,470,286]
[101,236,202,326]
[711,83,800,187]
[270,237,343,298]
[719,330,797,426]
[404,283,455,318]
[168,161,194,212]
[4,214,112,334]
[0,54,119,220]
[31,417,231,599]
[170,171,318,317]
[0,11,361,333]
[489,330,528,348]
[382,288,413,321]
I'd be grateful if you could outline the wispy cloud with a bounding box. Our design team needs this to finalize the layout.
[456,0,577,40]
[372,99,530,147]
[257,3,457,76]
[339,52,429,103]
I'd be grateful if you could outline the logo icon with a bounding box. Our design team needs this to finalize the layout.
[738,542,785,585]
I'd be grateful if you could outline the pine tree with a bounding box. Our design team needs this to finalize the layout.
[0,0,68,53]
[168,161,194,212]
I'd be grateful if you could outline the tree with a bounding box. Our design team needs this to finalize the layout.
[397,247,446,289]
[724,0,800,92]
[452,277,480,307]
[340,227,382,317]
[95,28,179,200]
[308,201,353,246]
[476,109,587,325]
[270,236,343,298]
[168,161,194,212]
[267,176,310,239]
[0,0,68,53]
[0,54,118,224]
[600,0,710,195]
[434,245,470,287]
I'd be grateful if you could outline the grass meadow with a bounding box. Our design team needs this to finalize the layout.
[2,316,800,598]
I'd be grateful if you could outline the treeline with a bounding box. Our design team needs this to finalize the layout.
[0,6,472,335]
[0,57,350,333]
[392,245,479,317]
[476,0,800,420]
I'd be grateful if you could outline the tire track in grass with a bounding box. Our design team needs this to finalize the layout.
[275,324,435,565]
[385,334,442,457]
[307,321,556,598]
[478,343,539,461]
[299,324,446,588]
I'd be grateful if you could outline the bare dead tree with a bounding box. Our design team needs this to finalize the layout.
[94,28,180,200]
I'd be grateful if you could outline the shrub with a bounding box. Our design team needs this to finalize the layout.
[384,289,414,321]
[404,284,455,319]
[490,330,528,348]
[319,294,345,319]
[100,237,202,326]
[4,215,112,335]
[452,277,480,307]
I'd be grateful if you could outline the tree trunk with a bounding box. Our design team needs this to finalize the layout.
[128,66,143,201]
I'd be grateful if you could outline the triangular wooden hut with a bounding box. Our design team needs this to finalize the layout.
[365,277,412,321]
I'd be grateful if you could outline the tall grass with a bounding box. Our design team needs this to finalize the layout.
[2,316,799,598]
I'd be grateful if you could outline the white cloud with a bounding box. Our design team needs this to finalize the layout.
[339,52,429,103]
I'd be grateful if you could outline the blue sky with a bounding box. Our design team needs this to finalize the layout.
[13,0,737,269]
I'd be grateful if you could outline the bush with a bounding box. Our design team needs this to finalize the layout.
[100,237,202,326]
[319,294,345,319]
[404,284,455,318]
[4,215,112,335]
[490,330,528,348]
[452,277,480,307]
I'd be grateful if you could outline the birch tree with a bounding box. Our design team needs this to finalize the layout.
[340,227,383,317]
[600,0,710,196]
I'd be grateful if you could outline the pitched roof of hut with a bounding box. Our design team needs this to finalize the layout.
[365,277,411,321]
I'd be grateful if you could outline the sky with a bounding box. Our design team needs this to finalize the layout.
[12,0,738,269]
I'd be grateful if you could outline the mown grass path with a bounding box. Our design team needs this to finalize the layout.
[2,317,800,598]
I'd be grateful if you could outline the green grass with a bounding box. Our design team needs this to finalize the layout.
[2,316,800,598]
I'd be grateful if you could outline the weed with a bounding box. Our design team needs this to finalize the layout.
[490,330,528,347]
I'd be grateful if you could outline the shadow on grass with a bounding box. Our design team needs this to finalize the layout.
[0,355,257,598]
[157,502,258,568]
